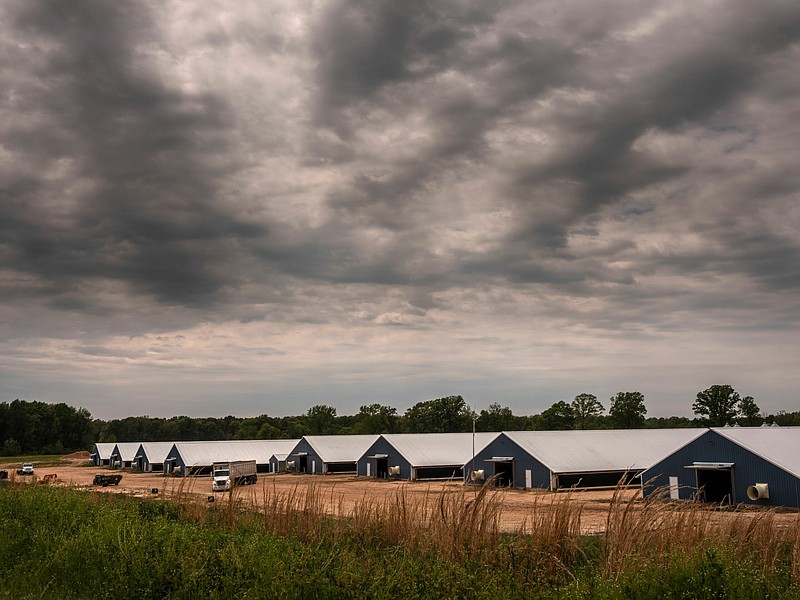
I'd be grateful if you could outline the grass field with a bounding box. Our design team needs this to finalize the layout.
[1,481,799,599]
[0,454,76,469]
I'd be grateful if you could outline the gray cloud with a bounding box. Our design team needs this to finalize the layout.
[1,0,799,417]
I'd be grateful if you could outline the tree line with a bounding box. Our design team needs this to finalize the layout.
[3,385,799,455]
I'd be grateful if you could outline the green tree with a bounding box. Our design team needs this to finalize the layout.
[404,395,473,433]
[571,393,604,430]
[476,403,524,432]
[305,405,339,435]
[537,401,575,430]
[736,395,762,427]
[609,392,647,428]
[692,384,744,427]
[353,404,399,434]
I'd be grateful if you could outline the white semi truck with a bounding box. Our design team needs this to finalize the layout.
[211,460,257,491]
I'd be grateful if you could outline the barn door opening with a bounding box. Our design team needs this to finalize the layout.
[299,455,308,473]
[376,457,389,479]
[493,460,514,487]
[695,468,734,504]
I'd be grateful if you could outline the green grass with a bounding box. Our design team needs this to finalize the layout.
[0,484,798,599]
[0,454,80,469]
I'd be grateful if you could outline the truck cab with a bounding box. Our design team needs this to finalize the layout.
[212,468,231,491]
[18,463,34,476]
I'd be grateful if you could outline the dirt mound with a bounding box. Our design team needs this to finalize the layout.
[62,451,91,459]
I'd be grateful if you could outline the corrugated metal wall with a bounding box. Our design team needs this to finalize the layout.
[356,436,413,480]
[469,434,552,490]
[642,430,800,508]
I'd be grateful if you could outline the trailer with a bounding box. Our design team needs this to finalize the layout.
[212,460,257,491]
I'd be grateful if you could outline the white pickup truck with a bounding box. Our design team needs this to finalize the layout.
[211,460,257,491]
[17,463,34,476]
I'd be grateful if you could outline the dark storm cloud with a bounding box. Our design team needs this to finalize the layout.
[3,1,800,417]
[1,1,259,308]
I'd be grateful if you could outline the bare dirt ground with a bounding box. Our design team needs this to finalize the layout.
[3,454,797,534]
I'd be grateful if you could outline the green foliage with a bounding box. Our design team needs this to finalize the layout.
[571,394,604,430]
[404,395,474,433]
[609,392,647,429]
[2,486,798,599]
[306,404,339,435]
[692,385,759,427]
[476,403,527,432]
[537,401,576,430]
[353,403,399,434]
[736,396,763,427]
[0,399,96,454]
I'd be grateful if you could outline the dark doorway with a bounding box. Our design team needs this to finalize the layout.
[415,466,464,480]
[376,457,388,479]
[494,461,514,487]
[326,462,356,473]
[299,455,308,473]
[696,469,734,504]
[557,470,639,489]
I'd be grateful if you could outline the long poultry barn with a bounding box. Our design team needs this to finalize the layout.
[287,435,379,474]
[134,442,177,472]
[641,426,800,508]
[469,429,707,490]
[90,442,115,467]
[358,432,500,481]
[109,442,144,469]
[164,439,299,476]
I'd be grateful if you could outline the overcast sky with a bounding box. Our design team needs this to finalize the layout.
[2,1,799,420]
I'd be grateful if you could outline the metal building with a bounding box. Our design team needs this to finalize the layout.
[90,442,115,467]
[357,433,499,481]
[134,442,176,472]
[269,453,289,473]
[470,429,707,490]
[287,435,379,474]
[641,427,800,507]
[109,442,142,469]
[164,440,299,476]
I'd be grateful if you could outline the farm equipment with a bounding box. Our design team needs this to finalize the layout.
[0,470,7,480]
[93,473,123,487]
[39,474,58,485]
[17,463,34,476]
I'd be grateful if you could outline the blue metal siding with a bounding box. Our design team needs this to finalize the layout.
[642,430,800,508]
[289,439,324,474]
[356,436,413,480]
[470,433,552,490]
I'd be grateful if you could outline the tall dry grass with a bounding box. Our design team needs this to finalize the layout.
[163,473,800,588]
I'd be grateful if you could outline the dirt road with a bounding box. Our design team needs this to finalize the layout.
[3,455,795,534]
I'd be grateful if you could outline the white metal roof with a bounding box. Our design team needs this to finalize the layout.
[301,435,380,463]
[270,453,289,461]
[504,429,707,474]
[136,442,176,462]
[111,442,143,462]
[92,442,116,460]
[167,440,299,467]
[379,433,500,467]
[712,427,800,479]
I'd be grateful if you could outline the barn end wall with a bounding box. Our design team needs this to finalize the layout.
[468,433,552,490]
[642,430,800,508]
[356,436,413,480]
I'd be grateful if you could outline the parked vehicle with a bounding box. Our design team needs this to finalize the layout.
[93,473,123,487]
[17,463,34,476]
[0,470,8,480]
[212,460,257,491]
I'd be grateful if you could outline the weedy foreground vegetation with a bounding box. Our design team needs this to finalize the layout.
[1,478,799,599]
